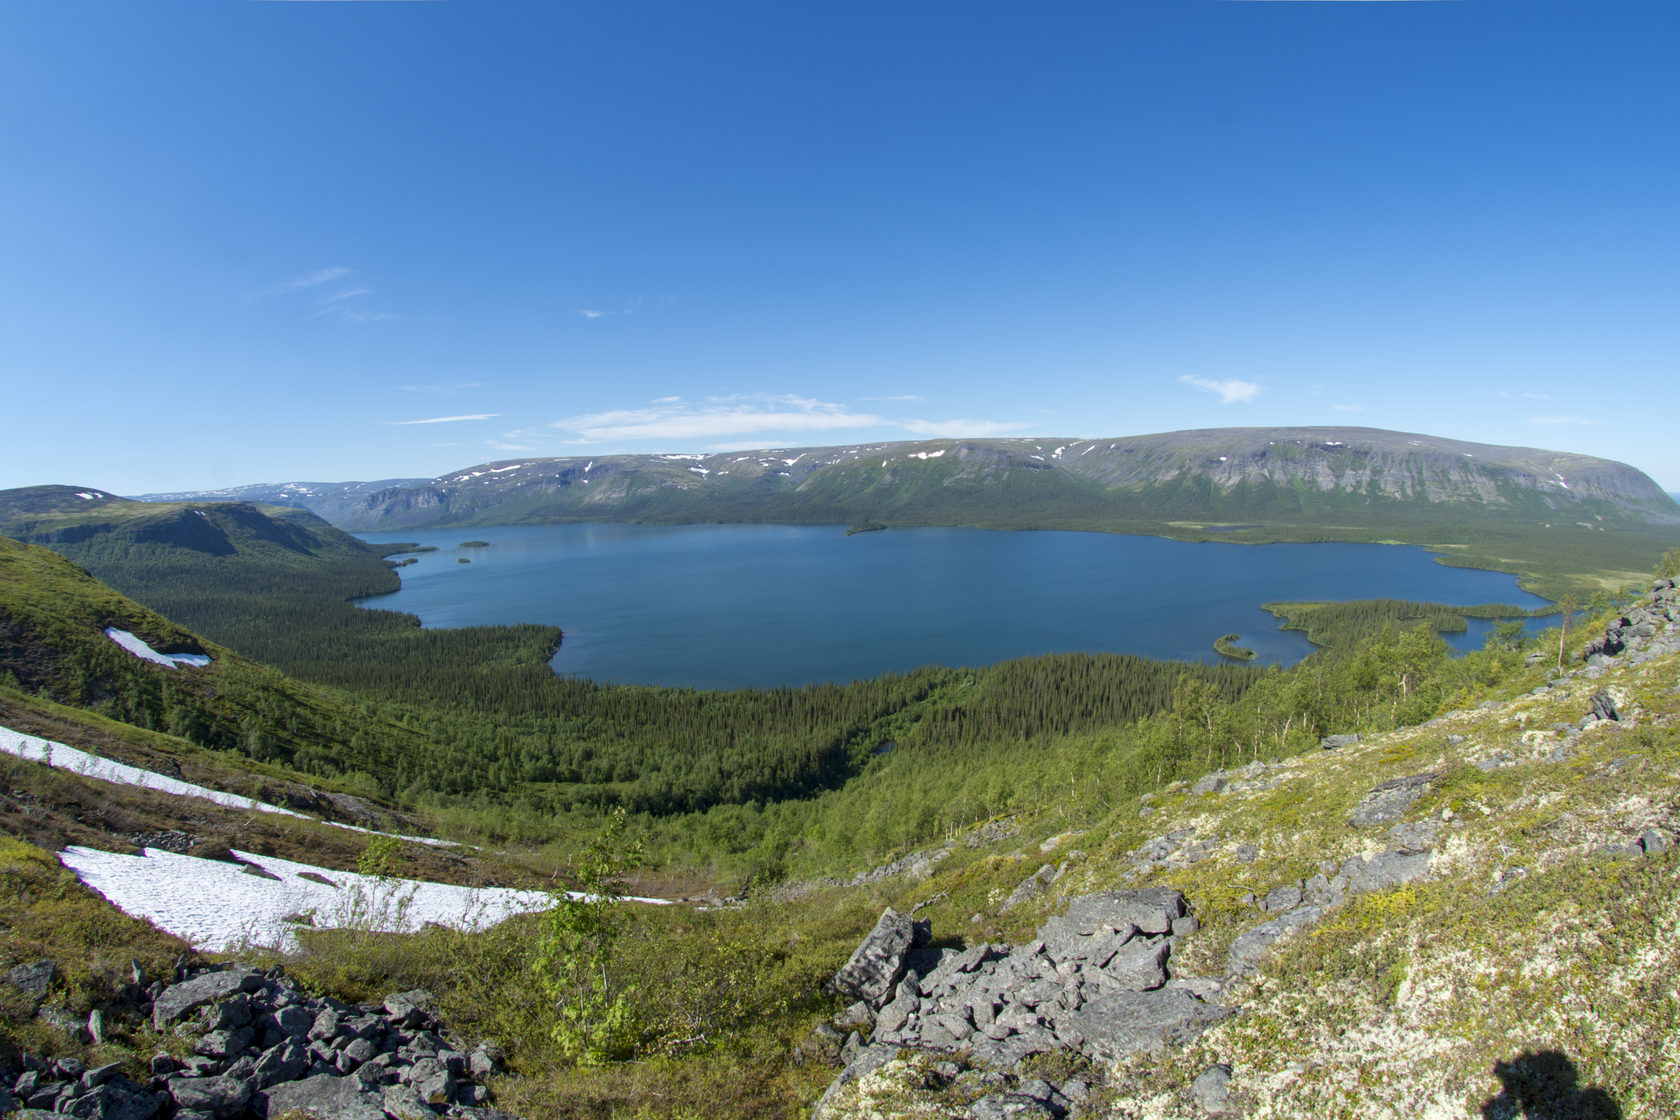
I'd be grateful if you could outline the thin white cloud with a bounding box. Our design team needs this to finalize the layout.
[1527,415,1604,426]
[322,287,370,303]
[862,394,924,402]
[388,414,501,426]
[1180,375,1261,404]
[1521,392,1552,401]
[266,266,351,296]
[1332,403,1366,413]
[553,394,884,443]
[578,309,616,319]
[319,308,398,325]
[550,394,1027,447]
[488,441,538,452]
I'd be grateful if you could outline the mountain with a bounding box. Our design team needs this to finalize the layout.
[146,428,1680,535]
[132,478,426,526]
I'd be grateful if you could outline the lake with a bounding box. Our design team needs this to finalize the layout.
[354,524,1553,690]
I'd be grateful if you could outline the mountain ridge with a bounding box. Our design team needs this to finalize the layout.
[133,427,1680,535]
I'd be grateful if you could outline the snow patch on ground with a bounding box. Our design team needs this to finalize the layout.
[908,449,946,460]
[56,845,562,951]
[0,724,452,848]
[105,628,211,669]
[2,725,300,817]
[75,491,99,500]
[56,842,675,951]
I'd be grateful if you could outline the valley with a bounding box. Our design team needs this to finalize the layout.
[2,434,1678,1118]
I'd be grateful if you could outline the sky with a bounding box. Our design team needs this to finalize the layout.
[3,1,1678,494]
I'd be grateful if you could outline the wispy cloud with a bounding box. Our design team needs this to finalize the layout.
[388,414,501,426]
[400,381,484,396]
[578,309,616,319]
[488,441,538,452]
[553,395,883,443]
[1332,403,1366,413]
[1179,375,1261,404]
[265,266,351,296]
[1527,415,1603,426]
[319,307,398,325]
[549,394,1027,447]
[862,394,924,402]
[260,265,398,324]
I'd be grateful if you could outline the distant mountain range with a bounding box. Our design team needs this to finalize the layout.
[131,427,1680,534]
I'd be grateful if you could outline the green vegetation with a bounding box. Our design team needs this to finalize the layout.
[1263,598,1549,652]
[845,522,888,536]
[1213,633,1256,660]
[461,540,491,548]
[5,481,1677,1118]
[1658,546,1680,579]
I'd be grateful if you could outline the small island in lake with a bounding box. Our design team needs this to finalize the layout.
[460,540,490,548]
[1214,633,1257,660]
[457,557,472,564]
[846,521,888,536]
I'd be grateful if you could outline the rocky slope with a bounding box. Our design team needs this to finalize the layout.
[134,429,1680,534]
[805,577,1680,1118]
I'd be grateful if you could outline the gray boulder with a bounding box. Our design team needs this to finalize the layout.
[1063,888,1187,936]
[1228,905,1325,972]
[1348,773,1438,827]
[1191,1063,1234,1114]
[1063,987,1228,1060]
[164,1072,251,1117]
[1340,849,1431,894]
[153,970,265,1030]
[260,1074,389,1120]
[830,908,916,1007]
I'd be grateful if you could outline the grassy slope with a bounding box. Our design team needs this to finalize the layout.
[3,544,1676,1114]
[814,601,1680,1119]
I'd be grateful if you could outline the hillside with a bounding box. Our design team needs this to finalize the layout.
[1,544,1676,1116]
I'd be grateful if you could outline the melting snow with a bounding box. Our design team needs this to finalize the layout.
[75,491,99,500]
[3,725,298,816]
[1,724,453,847]
[908,450,946,460]
[60,846,566,952]
[489,464,524,473]
[584,460,594,472]
[105,628,211,669]
[688,466,710,475]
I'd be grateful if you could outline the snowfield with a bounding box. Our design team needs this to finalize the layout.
[3,724,671,949]
[0,724,451,847]
[104,627,211,668]
[57,845,559,951]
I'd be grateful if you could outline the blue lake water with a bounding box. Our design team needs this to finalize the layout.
[354,524,1553,690]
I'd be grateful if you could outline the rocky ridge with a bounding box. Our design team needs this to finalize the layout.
[0,961,515,1120]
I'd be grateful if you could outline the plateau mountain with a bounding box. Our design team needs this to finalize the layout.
[135,427,1680,537]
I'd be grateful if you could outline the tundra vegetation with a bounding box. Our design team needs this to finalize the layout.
[1,484,1679,1115]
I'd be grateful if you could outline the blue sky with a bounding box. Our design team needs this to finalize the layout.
[4,1,1678,493]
